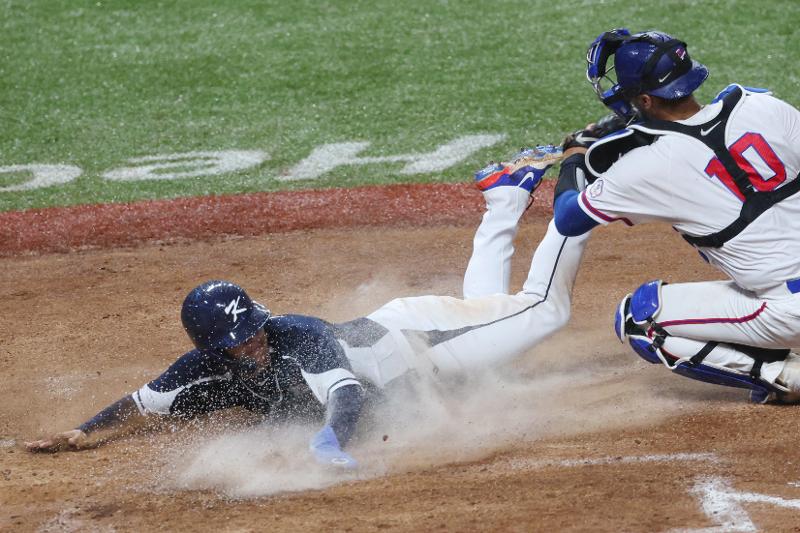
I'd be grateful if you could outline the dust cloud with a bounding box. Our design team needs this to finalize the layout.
[163,360,688,498]
[159,279,701,498]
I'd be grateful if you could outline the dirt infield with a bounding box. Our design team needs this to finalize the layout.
[0,182,502,255]
[2,184,800,532]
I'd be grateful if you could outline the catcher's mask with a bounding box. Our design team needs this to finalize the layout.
[586,28,708,120]
[181,280,271,372]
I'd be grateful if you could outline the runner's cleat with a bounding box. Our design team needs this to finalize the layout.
[474,145,563,193]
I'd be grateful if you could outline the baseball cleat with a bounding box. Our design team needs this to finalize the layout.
[474,145,563,194]
[749,389,772,404]
[751,389,800,405]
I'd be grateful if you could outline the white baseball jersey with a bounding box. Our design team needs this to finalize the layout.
[579,86,800,292]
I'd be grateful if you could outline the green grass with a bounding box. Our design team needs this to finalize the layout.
[1,0,798,211]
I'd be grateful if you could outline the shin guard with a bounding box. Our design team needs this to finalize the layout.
[614,280,790,403]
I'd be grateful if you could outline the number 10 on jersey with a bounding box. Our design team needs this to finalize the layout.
[704,132,786,200]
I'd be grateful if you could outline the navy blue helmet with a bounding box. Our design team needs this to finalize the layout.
[586,28,708,119]
[181,280,271,352]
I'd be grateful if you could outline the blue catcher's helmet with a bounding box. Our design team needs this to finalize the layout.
[586,28,708,119]
[181,280,271,352]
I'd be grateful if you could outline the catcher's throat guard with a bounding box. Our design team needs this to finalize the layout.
[586,28,636,121]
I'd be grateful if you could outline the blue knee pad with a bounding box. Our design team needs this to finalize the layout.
[614,280,665,365]
[629,279,663,324]
[614,280,663,341]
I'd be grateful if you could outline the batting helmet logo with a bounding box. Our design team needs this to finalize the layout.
[224,296,247,322]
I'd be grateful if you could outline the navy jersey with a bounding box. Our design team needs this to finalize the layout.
[131,314,362,421]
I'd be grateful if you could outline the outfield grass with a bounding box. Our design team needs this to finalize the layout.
[1,0,798,211]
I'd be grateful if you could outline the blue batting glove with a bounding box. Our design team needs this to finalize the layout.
[309,425,358,470]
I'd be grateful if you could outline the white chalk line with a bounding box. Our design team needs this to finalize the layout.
[666,475,800,533]
[468,452,719,474]
[474,452,800,532]
[465,450,800,532]
[515,452,720,469]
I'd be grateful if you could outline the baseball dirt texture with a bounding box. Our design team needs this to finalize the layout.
[2,182,799,532]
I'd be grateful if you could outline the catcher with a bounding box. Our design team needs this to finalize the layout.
[26,142,608,469]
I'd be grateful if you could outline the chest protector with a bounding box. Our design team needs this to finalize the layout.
[586,86,800,248]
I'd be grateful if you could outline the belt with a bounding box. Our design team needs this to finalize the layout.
[788,278,800,294]
[758,277,800,298]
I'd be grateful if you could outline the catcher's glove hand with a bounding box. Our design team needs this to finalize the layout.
[562,113,628,151]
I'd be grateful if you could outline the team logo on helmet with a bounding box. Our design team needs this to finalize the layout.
[224,296,247,322]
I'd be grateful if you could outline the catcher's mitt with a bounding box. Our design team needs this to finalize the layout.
[562,113,628,151]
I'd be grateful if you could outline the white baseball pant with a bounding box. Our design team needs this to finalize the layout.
[343,186,590,388]
[641,280,800,391]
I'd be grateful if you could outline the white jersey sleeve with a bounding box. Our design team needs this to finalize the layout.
[300,367,361,405]
[771,94,800,163]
